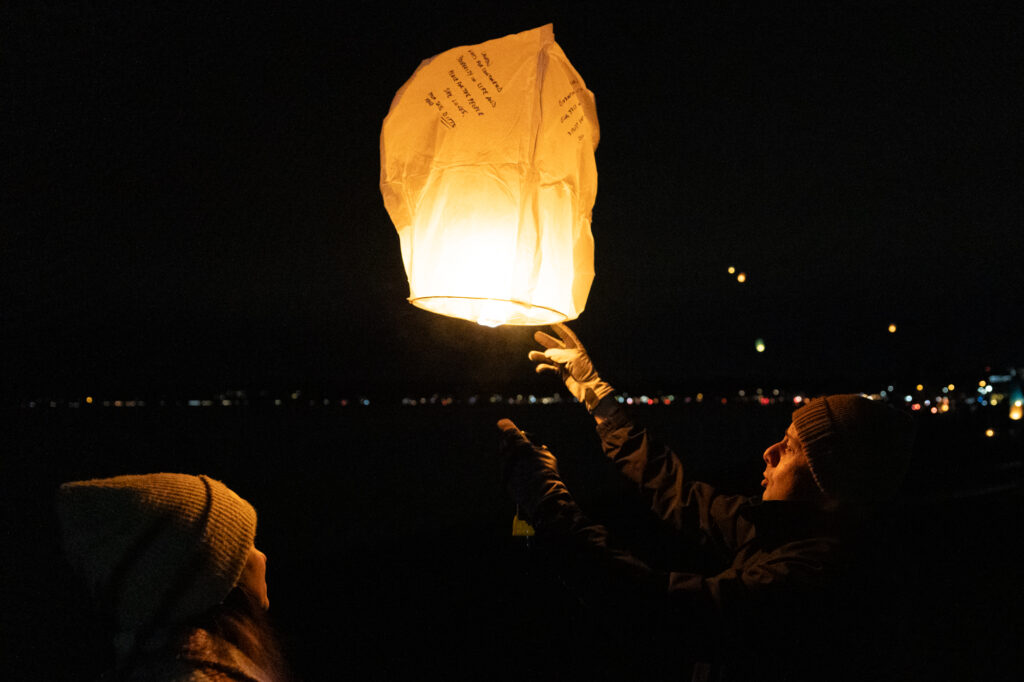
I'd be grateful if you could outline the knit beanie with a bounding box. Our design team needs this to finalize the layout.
[791,395,915,506]
[56,473,257,632]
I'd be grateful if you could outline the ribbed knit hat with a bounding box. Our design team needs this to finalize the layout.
[56,473,257,631]
[791,395,915,506]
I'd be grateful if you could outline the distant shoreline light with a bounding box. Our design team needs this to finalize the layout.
[14,374,1023,420]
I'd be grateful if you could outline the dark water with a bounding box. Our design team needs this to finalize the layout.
[4,404,1022,680]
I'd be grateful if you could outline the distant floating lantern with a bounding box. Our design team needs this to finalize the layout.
[737,272,747,283]
[985,428,995,438]
[755,338,766,353]
[727,266,736,274]
[888,323,897,333]
[1010,400,1023,421]
[380,24,598,327]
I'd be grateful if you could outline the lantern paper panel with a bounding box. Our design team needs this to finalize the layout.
[380,24,598,326]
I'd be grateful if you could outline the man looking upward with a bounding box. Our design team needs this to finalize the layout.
[499,324,915,681]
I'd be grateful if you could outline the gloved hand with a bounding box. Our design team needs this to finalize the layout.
[528,323,615,412]
[497,418,571,522]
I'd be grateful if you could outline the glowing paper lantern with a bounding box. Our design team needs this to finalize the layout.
[380,25,598,326]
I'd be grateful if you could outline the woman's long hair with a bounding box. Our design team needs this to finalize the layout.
[110,586,293,681]
[192,585,293,682]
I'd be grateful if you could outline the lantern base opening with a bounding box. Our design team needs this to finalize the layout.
[409,296,569,327]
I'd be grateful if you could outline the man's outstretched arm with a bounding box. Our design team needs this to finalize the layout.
[526,324,749,546]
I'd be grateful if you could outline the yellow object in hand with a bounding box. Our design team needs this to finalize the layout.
[511,512,535,537]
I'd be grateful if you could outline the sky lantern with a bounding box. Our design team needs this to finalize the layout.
[755,338,766,353]
[380,25,598,327]
[888,323,897,333]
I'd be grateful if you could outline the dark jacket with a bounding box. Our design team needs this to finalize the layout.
[524,408,895,681]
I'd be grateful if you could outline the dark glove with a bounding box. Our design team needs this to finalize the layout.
[528,323,615,412]
[497,418,571,522]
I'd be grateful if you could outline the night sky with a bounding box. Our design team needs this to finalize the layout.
[5,2,1022,400]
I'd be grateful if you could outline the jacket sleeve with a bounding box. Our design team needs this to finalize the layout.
[531,495,835,657]
[595,408,752,553]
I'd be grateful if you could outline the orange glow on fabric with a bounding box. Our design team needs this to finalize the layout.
[380,25,598,326]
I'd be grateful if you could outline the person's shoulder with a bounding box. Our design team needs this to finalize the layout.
[126,628,268,682]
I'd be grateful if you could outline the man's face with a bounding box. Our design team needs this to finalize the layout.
[761,424,821,502]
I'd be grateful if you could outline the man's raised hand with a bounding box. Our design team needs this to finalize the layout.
[528,323,614,412]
